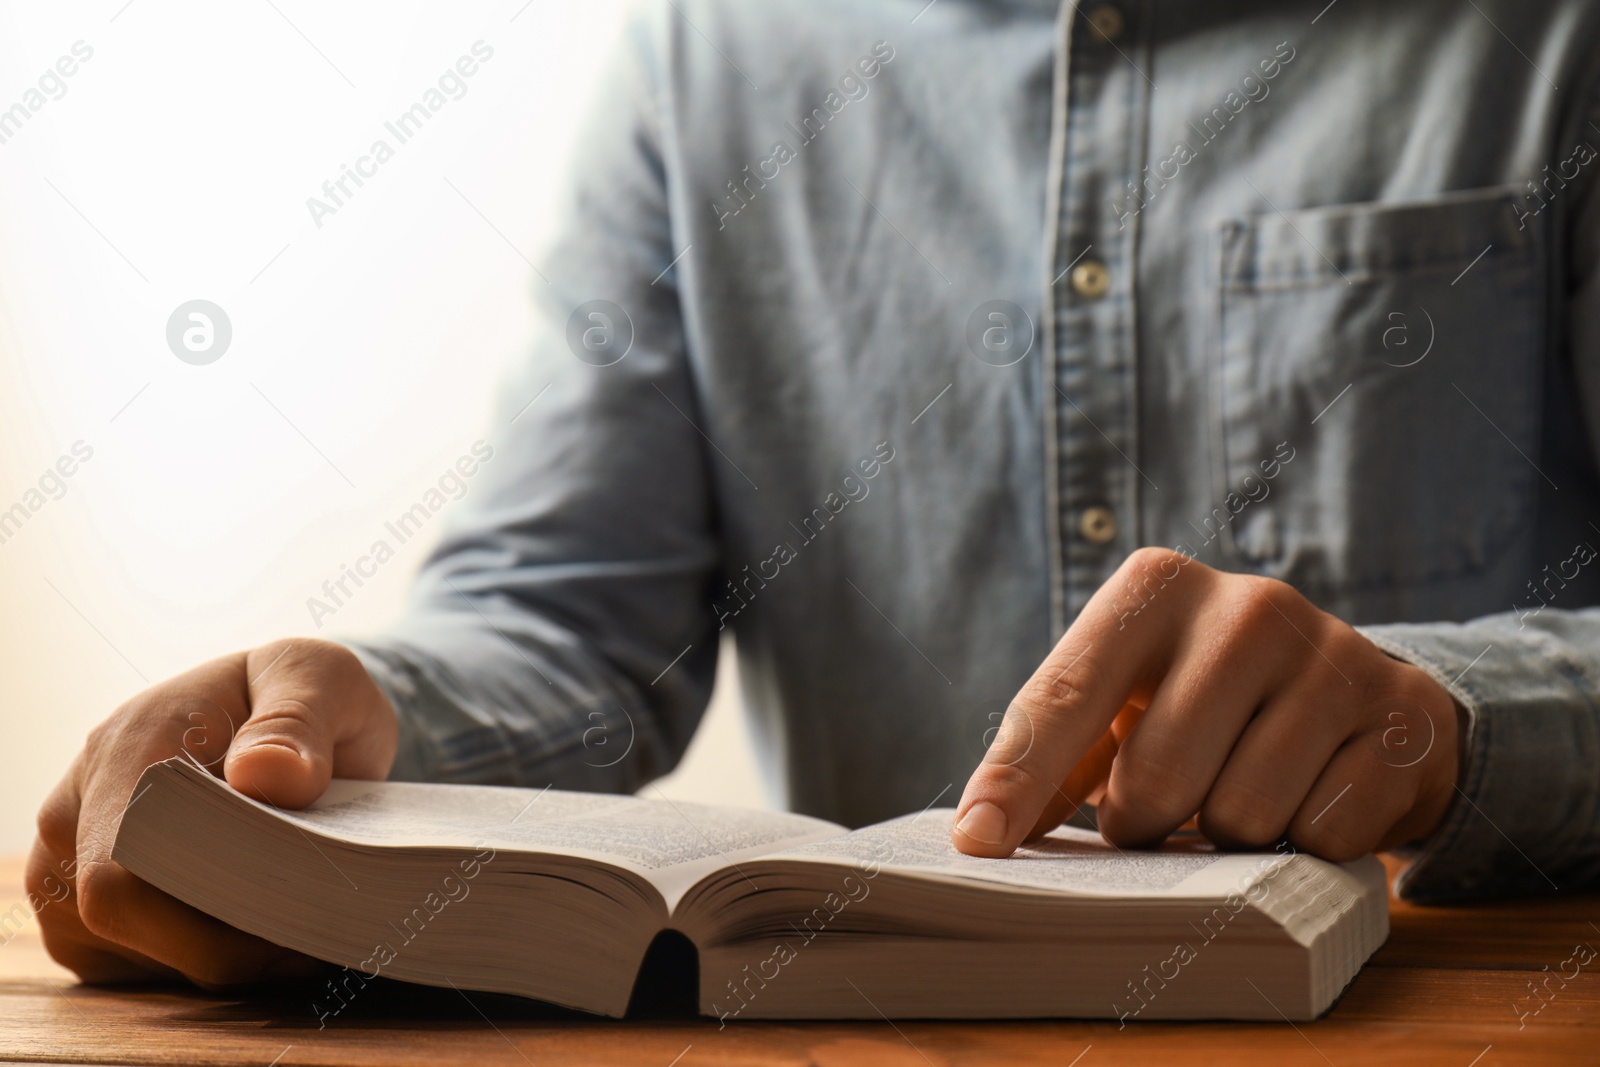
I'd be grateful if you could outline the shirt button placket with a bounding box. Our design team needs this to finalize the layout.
[1052,1,1148,623]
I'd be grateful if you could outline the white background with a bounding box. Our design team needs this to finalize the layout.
[0,0,765,855]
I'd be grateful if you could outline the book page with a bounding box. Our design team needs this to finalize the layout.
[768,810,1292,899]
[263,776,843,902]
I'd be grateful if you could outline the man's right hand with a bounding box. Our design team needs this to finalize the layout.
[27,638,398,988]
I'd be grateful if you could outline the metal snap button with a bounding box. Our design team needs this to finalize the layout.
[1071,259,1111,300]
[1079,505,1118,544]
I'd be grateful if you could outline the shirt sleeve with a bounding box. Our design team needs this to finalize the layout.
[1358,614,1600,902]
[340,14,722,793]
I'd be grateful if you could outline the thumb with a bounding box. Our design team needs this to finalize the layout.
[223,639,397,810]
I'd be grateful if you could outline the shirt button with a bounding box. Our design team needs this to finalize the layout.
[1071,259,1111,300]
[1086,5,1125,43]
[1079,506,1118,544]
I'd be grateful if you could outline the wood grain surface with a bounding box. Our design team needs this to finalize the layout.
[1,854,1595,1066]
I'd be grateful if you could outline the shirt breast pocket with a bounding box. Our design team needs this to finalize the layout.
[1214,186,1545,593]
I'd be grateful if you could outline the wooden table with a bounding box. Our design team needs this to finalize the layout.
[1,855,1595,1066]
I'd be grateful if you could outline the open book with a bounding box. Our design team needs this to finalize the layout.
[113,757,1388,1022]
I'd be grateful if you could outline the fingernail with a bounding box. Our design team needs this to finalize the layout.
[232,739,306,762]
[955,802,1008,845]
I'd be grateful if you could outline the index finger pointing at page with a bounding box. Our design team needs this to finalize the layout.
[951,547,1195,857]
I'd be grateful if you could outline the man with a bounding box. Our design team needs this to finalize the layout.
[32,0,1600,986]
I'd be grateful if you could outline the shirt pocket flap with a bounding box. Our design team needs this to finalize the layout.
[1220,185,1536,291]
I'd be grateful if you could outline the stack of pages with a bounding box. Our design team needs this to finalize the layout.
[114,757,1388,1021]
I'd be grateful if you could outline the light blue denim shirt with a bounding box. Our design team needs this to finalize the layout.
[346,0,1600,903]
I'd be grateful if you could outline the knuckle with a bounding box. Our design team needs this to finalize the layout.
[23,848,66,917]
[1111,752,1203,825]
[1120,546,1165,574]
[256,636,362,681]
[1017,670,1081,716]
[1240,572,1296,601]
[1201,782,1288,847]
[84,714,119,754]
[1096,802,1170,849]
[1030,640,1104,708]
[245,696,319,729]
[72,861,123,943]
[981,702,1040,767]
[1289,815,1368,863]
[76,861,263,989]
[1223,575,1295,636]
[971,755,1049,797]
[34,804,76,858]
[1120,547,1198,592]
